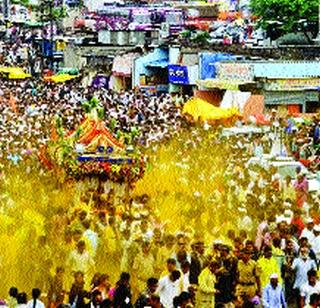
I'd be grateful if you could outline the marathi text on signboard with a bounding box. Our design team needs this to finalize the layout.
[216,63,254,82]
[168,65,189,85]
[264,78,320,91]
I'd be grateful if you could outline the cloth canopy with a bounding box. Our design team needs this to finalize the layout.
[182,97,241,123]
[146,59,168,68]
[0,67,31,79]
[67,117,125,153]
[220,90,251,113]
[44,74,80,83]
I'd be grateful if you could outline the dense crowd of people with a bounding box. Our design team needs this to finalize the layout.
[1,24,320,308]
[2,6,320,308]
[0,98,320,308]
[0,78,187,166]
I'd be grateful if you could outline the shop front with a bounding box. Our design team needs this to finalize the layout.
[110,52,140,92]
[196,61,257,110]
[168,47,199,95]
[133,48,169,95]
[262,78,320,114]
[168,64,198,95]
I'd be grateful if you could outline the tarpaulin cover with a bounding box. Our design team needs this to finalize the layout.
[220,90,251,112]
[182,97,241,122]
[194,90,222,106]
[146,59,168,68]
[0,67,31,79]
[288,105,301,115]
[199,53,236,80]
[44,74,80,83]
[243,95,264,122]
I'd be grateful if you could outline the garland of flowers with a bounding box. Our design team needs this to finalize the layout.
[44,98,145,184]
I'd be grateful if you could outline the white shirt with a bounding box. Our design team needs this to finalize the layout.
[292,258,317,289]
[182,272,190,292]
[300,228,315,243]
[300,281,320,305]
[83,229,99,256]
[157,275,181,308]
[311,236,320,260]
[67,249,95,275]
[262,284,286,308]
[26,299,45,308]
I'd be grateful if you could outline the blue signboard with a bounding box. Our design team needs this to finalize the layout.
[168,65,189,85]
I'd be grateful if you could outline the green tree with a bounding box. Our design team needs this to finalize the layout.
[251,0,318,40]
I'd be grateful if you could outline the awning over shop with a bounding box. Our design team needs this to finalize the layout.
[146,59,168,68]
[197,79,255,91]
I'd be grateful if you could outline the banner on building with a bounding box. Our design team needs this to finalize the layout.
[264,78,320,91]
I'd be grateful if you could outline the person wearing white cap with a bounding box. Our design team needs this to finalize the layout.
[311,224,320,263]
[262,273,286,308]
[300,218,315,244]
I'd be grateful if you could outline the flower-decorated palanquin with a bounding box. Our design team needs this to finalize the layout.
[40,98,145,184]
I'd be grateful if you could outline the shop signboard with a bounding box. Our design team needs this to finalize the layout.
[216,63,254,81]
[168,64,189,85]
[264,91,305,105]
[264,78,320,91]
